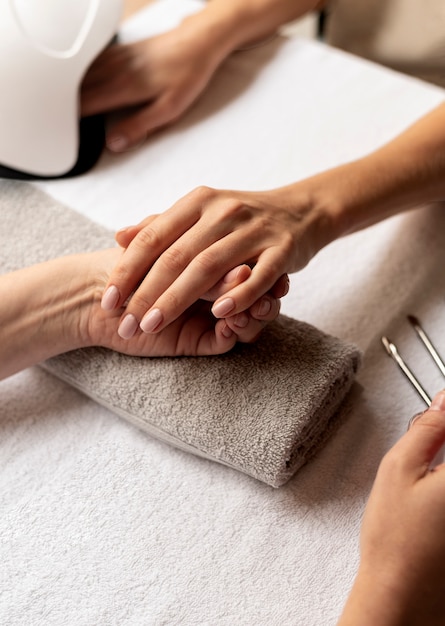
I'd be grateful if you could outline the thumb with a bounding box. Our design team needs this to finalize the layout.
[400,390,445,474]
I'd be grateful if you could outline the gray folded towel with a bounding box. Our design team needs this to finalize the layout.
[0,181,361,486]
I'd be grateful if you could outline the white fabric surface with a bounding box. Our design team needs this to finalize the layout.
[2,1,445,623]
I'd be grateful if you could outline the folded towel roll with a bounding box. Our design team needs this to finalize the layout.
[0,181,361,486]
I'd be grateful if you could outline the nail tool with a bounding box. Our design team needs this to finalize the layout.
[381,336,432,406]
[407,315,445,378]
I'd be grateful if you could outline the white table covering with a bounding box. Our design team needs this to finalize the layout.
[2,1,445,624]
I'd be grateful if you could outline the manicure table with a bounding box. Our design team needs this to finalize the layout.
[2,1,444,623]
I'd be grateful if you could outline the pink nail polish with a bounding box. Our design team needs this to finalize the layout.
[212,297,235,318]
[101,285,120,311]
[221,324,234,339]
[234,312,249,328]
[118,314,139,340]
[140,309,163,334]
[107,135,128,152]
[257,297,271,317]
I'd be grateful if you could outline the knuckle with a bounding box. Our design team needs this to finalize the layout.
[188,185,215,205]
[193,249,219,275]
[111,267,129,286]
[218,199,251,223]
[281,230,296,253]
[128,291,153,314]
[160,246,188,274]
[260,262,282,285]
[134,226,161,251]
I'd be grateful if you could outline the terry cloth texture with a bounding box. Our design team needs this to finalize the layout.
[0,180,361,487]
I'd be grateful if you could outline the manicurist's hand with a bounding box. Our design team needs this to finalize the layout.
[338,390,445,626]
[101,184,330,340]
[100,102,445,341]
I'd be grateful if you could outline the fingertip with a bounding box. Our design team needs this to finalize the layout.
[101,285,120,311]
[212,297,235,318]
[220,321,235,339]
[408,411,426,430]
[256,296,272,317]
[231,312,249,329]
[250,295,280,321]
[223,265,251,285]
[207,320,237,355]
[107,113,149,153]
[271,273,290,298]
[430,389,445,412]
[115,225,138,248]
[106,135,129,153]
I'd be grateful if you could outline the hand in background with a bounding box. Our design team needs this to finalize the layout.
[81,27,227,152]
[81,0,318,151]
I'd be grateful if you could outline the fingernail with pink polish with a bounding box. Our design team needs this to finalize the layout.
[212,297,235,318]
[221,324,234,339]
[118,314,139,340]
[430,389,445,411]
[140,308,163,334]
[107,135,128,152]
[101,285,120,311]
[257,297,271,317]
[233,312,249,328]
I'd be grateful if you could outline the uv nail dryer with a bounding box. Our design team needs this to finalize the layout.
[0,0,122,179]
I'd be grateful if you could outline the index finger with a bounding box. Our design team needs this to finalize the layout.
[101,193,204,312]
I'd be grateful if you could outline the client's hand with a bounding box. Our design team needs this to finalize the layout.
[338,390,445,626]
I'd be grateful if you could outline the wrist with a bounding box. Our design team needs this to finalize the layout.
[290,155,416,244]
[36,254,99,353]
[338,567,410,626]
[179,1,321,58]
[0,253,99,380]
[178,6,243,64]
[339,563,445,626]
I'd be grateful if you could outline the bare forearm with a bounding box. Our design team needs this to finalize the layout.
[280,102,445,244]
[179,0,324,60]
[0,256,93,380]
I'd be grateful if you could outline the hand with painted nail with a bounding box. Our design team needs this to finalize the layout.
[0,249,282,381]
[111,258,285,342]
[102,99,445,338]
[338,390,445,626]
[101,184,322,338]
